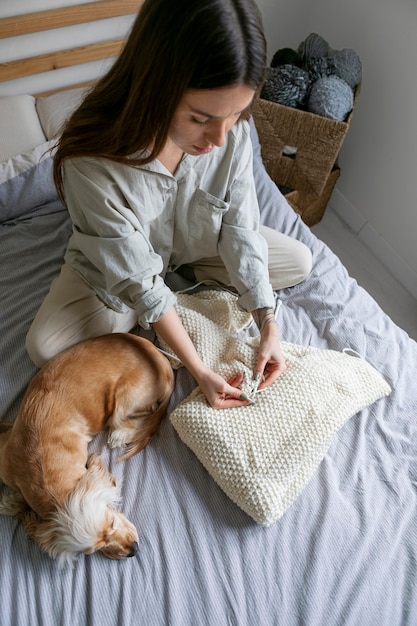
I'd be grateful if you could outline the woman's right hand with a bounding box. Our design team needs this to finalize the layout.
[195,369,253,409]
[153,306,252,409]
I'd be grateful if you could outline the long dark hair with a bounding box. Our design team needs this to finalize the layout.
[54,0,267,200]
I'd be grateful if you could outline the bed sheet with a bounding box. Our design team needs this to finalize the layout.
[0,123,416,626]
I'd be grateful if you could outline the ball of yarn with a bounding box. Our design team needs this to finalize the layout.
[271,47,303,68]
[330,48,362,88]
[297,33,331,62]
[305,56,334,83]
[261,65,310,108]
[307,75,353,120]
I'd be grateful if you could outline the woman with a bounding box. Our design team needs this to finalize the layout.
[26,0,312,409]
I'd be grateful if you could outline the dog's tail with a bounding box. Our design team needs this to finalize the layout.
[117,383,173,461]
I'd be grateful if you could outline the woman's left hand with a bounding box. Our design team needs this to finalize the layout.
[252,318,287,392]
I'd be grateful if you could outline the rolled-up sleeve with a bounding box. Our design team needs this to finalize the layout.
[63,160,176,328]
[218,123,275,311]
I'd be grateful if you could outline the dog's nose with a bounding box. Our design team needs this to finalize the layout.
[128,541,139,557]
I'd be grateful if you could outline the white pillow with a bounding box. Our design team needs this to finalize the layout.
[36,87,89,139]
[0,95,46,162]
[162,291,391,526]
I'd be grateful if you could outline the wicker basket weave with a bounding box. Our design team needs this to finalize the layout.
[252,87,359,197]
[284,166,340,226]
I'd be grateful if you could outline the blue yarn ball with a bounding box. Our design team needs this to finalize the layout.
[307,76,354,120]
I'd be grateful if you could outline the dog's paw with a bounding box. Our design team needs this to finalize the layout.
[0,489,27,517]
[86,453,105,469]
[107,429,134,450]
[86,453,117,487]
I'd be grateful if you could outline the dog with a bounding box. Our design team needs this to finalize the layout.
[0,333,174,567]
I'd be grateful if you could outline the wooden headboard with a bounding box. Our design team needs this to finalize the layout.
[0,0,144,96]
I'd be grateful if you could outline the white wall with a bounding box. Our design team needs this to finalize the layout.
[1,0,417,300]
[257,0,417,300]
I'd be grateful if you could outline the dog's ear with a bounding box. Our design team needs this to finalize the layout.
[20,511,80,568]
[84,539,106,554]
[19,455,121,567]
[86,510,114,554]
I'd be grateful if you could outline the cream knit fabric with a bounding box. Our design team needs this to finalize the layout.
[162,290,391,526]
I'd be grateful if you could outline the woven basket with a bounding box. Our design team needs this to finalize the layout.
[284,166,340,226]
[252,87,359,196]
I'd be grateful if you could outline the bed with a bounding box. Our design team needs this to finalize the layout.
[1,4,417,626]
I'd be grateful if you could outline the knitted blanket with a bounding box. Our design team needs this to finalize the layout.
[161,290,391,526]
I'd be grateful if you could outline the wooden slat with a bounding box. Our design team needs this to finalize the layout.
[0,0,144,39]
[0,40,124,82]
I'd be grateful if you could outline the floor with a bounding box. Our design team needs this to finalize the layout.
[311,208,417,342]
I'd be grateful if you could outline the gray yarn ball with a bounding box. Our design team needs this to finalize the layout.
[261,65,310,108]
[297,33,331,62]
[305,56,334,83]
[307,75,354,120]
[330,48,362,88]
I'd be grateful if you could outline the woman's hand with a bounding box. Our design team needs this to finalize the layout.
[195,370,253,409]
[153,306,252,409]
[252,307,287,392]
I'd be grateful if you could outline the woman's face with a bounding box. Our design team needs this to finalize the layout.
[168,84,255,156]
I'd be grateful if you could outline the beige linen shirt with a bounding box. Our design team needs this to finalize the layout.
[63,119,274,329]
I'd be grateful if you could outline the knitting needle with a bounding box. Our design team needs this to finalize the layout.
[249,371,262,400]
